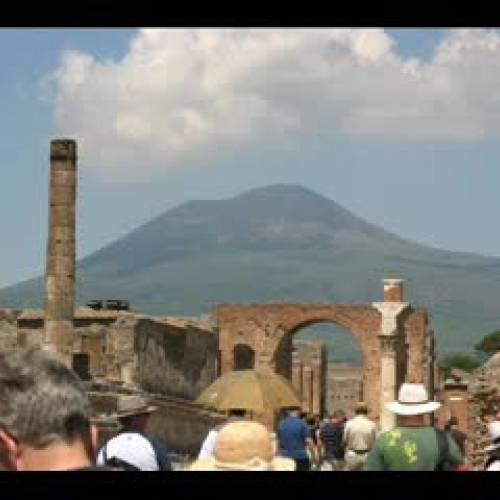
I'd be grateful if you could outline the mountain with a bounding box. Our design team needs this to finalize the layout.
[3,184,500,359]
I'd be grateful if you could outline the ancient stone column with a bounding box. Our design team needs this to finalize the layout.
[378,335,399,431]
[303,365,313,414]
[44,139,77,365]
[373,278,410,432]
[291,350,303,396]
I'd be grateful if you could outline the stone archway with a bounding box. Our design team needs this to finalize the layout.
[213,279,435,431]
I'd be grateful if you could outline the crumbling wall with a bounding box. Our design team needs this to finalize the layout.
[0,319,18,350]
[88,390,225,456]
[134,318,218,400]
[465,354,500,469]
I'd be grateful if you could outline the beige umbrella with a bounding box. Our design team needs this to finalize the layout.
[195,368,302,414]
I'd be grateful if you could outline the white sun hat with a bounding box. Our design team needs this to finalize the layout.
[385,383,441,416]
[485,421,500,453]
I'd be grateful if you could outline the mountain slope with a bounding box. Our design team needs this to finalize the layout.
[3,184,500,358]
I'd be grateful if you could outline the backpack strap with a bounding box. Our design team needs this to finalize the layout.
[435,428,450,471]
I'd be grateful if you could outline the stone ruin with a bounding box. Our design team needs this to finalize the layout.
[0,138,442,455]
[464,353,500,469]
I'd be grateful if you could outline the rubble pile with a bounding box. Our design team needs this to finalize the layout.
[467,357,500,469]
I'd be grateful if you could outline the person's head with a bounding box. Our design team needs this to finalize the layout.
[0,348,97,470]
[446,416,459,429]
[306,413,316,426]
[354,402,369,416]
[330,410,342,423]
[386,382,441,425]
[116,394,157,433]
[485,421,500,455]
[286,406,301,418]
[189,421,295,471]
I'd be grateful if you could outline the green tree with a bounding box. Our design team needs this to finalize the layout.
[438,354,481,379]
[474,329,500,356]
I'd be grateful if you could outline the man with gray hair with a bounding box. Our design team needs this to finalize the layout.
[0,348,99,470]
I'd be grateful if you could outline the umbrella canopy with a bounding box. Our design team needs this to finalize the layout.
[195,368,302,414]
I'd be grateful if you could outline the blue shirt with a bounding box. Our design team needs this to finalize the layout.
[277,416,311,460]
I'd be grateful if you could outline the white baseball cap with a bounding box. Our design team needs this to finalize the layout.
[97,432,159,471]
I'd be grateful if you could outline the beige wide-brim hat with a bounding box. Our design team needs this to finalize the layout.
[115,394,158,419]
[189,421,295,471]
[485,421,500,453]
[385,383,441,416]
[189,455,296,471]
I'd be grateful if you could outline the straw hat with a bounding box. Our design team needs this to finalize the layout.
[485,421,500,453]
[115,394,157,419]
[385,383,441,416]
[189,421,295,471]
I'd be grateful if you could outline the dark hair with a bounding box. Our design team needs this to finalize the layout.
[0,348,92,449]
[355,403,368,415]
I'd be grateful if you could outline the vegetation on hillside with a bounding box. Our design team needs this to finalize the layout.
[438,354,482,379]
[474,329,500,356]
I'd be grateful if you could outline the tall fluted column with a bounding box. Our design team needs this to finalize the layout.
[44,139,77,365]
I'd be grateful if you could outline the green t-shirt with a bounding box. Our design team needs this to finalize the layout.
[363,427,464,471]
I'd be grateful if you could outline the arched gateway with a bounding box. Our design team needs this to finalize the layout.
[213,279,435,431]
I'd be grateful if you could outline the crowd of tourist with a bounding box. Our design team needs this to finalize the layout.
[1,347,499,471]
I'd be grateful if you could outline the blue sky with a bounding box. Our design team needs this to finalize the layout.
[2,28,500,287]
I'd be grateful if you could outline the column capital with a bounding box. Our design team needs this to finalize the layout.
[379,334,399,357]
[372,302,410,335]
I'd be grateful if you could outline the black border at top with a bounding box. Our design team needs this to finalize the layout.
[0,0,497,28]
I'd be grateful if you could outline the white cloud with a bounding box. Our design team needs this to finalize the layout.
[46,28,500,180]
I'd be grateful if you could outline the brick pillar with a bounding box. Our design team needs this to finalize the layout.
[44,139,77,365]
[384,279,404,302]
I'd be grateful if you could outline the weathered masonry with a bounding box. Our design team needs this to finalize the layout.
[44,139,78,365]
[214,279,435,431]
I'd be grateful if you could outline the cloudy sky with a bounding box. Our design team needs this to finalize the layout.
[2,28,500,287]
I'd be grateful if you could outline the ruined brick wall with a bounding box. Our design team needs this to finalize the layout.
[134,318,218,400]
[0,309,19,323]
[291,341,327,416]
[16,328,44,349]
[462,356,500,469]
[89,391,226,456]
[403,309,432,388]
[215,303,431,425]
[214,304,382,421]
[148,397,226,455]
[326,364,364,417]
[102,316,137,383]
[0,320,18,350]
[435,385,469,433]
